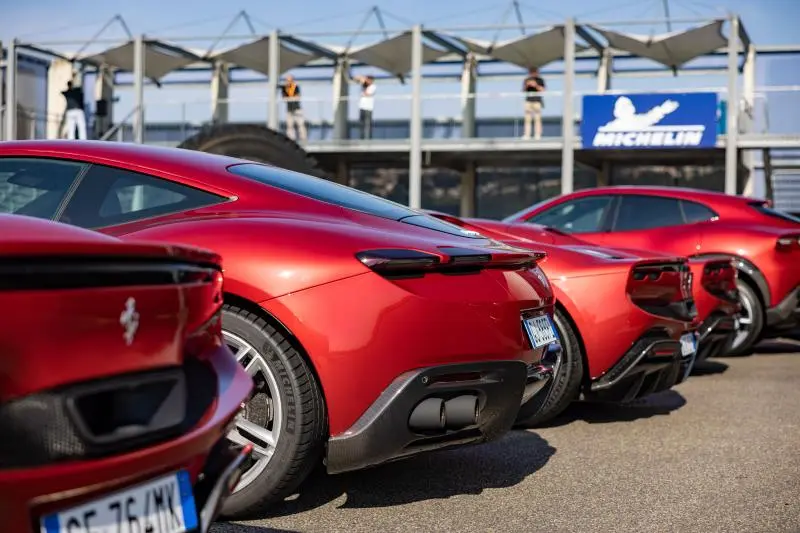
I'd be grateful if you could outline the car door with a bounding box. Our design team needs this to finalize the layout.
[524,195,616,245]
[602,194,703,255]
[0,157,88,220]
[57,163,227,235]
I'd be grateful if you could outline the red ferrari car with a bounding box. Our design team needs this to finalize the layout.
[0,141,556,517]
[503,186,800,355]
[0,214,253,533]
[427,212,741,364]
[426,212,698,425]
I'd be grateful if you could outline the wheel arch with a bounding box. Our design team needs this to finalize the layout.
[691,252,770,310]
[223,291,330,430]
[552,299,591,390]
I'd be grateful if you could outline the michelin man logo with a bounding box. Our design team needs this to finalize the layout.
[591,96,706,148]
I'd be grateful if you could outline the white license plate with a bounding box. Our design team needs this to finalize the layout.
[680,332,697,356]
[40,470,198,533]
[523,315,558,348]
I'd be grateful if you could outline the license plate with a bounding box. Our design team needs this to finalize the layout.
[523,314,558,348]
[40,471,198,533]
[680,332,697,356]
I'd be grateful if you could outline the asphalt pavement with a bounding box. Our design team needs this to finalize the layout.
[213,340,800,533]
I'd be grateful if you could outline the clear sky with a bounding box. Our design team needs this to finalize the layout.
[2,0,800,129]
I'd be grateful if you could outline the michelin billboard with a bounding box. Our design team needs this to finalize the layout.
[580,92,719,150]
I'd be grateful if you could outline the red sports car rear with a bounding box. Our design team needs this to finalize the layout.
[0,214,253,533]
[426,212,698,424]
[0,141,557,517]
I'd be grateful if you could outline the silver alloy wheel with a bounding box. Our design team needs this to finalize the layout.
[731,290,755,352]
[223,330,282,492]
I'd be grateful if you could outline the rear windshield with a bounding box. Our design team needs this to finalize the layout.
[750,203,800,224]
[228,163,482,238]
[229,163,414,220]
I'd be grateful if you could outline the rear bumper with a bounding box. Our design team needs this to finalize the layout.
[584,330,691,403]
[697,313,737,362]
[766,285,800,332]
[2,345,252,533]
[325,360,529,475]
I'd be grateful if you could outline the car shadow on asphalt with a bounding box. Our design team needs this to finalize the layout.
[690,359,730,376]
[531,389,687,429]
[255,430,554,517]
[751,339,800,355]
[211,526,300,533]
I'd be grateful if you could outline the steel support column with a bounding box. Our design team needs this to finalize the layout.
[332,58,350,140]
[211,61,230,124]
[460,162,477,217]
[4,39,17,141]
[724,15,740,195]
[132,35,146,144]
[460,53,477,138]
[409,24,424,209]
[267,30,280,130]
[597,48,613,94]
[560,19,576,195]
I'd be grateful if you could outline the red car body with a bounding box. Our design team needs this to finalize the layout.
[426,211,698,417]
[503,186,800,354]
[0,141,556,516]
[0,214,253,533]
[437,215,742,362]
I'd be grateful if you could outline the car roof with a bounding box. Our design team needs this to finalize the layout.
[573,185,749,206]
[0,140,253,196]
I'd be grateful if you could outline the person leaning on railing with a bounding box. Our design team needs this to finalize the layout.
[352,75,376,140]
[523,67,545,140]
[278,74,308,142]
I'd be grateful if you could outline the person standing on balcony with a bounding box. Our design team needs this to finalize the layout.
[523,67,545,140]
[279,75,307,142]
[353,75,376,139]
[62,81,87,140]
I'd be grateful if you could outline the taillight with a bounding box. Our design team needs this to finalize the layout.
[184,308,223,358]
[355,247,543,276]
[626,261,697,321]
[701,260,739,302]
[776,234,800,252]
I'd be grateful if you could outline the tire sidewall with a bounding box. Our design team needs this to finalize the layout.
[221,309,312,511]
[516,309,583,426]
[727,280,764,356]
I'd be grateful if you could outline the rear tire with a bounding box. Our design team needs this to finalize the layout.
[516,309,583,427]
[724,280,764,357]
[220,304,326,518]
[177,123,328,178]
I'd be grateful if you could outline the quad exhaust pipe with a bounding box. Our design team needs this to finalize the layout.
[408,395,479,431]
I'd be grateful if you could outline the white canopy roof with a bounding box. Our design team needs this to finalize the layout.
[82,40,203,80]
[588,20,728,69]
[211,37,320,75]
[348,32,449,77]
[449,26,588,69]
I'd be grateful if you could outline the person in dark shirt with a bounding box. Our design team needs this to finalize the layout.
[523,67,545,140]
[278,75,307,142]
[62,81,88,140]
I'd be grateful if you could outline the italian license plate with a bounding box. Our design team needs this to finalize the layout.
[680,332,697,356]
[40,470,198,533]
[523,314,558,348]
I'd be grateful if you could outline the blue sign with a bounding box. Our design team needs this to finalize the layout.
[580,92,718,150]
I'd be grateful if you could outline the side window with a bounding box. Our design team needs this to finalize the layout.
[681,200,717,223]
[61,164,225,229]
[613,196,684,232]
[0,158,84,220]
[529,196,614,233]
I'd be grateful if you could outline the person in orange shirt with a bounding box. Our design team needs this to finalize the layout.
[279,75,307,142]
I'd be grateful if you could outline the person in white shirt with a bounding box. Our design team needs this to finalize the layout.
[353,75,376,139]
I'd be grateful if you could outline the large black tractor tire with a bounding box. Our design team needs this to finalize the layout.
[178,123,328,178]
[516,308,584,427]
